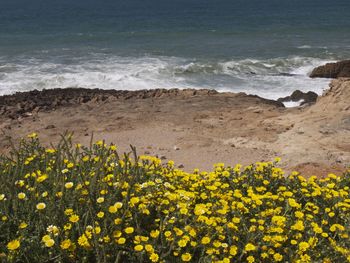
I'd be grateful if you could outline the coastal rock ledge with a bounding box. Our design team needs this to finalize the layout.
[310,60,350,78]
[0,88,283,119]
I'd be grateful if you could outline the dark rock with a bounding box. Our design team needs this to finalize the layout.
[310,60,350,78]
[278,90,318,106]
[45,125,56,129]
[245,94,285,108]
[0,86,278,119]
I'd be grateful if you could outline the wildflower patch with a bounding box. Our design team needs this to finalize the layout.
[0,134,350,262]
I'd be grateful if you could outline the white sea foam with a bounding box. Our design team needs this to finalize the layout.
[0,55,332,99]
[297,45,312,49]
[283,100,304,108]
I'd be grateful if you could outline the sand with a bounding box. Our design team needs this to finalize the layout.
[0,79,349,177]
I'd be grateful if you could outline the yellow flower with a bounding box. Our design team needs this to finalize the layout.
[109,205,118,213]
[78,234,90,247]
[298,242,310,252]
[45,148,56,153]
[321,232,329,238]
[60,239,72,250]
[141,236,149,242]
[134,245,143,251]
[94,226,101,234]
[115,202,123,209]
[97,212,105,218]
[201,236,211,244]
[229,245,238,256]
[46,225,59,235]
[300,253,311,262]
[113,230,122,238]
[109,145,117,151]
[18,192,26,199]
[37,174,48,183]
[42,235,51,242]
[46,239,55,247]
[274,157,281,163]
[150,253,159,262]
[247,256,255,263]
[42,235,55,247]
[145,244,154,252]
[274,253,283,261]
[130,197,140,206]
[97,197,105,203]
[69,214,79,223]
[180,208,188,214]
[64,208,74,215]
[19,222,28,229]
[330,224,345,232]
[288,198,301,208]
[27,132,38,138]
[295,211,304,218]
[272,216,286,227]
[232,217,240,223]
[178,239,187,247]
[117,237,126,244]
[65,182,74,189]
[36,202,46,210]
[181,253,192,262]
[245,243,256,251]
[114,218,122,225]
[291,220,305,231]
[150,230,160,238]
[124,227,134,234]
[164,231,172,238]
[7,240,20,250]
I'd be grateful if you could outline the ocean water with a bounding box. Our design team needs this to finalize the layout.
[1,0,350,99]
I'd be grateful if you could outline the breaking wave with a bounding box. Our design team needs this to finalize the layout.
[0,54,333,99]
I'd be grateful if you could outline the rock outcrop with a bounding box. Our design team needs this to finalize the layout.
[0,87,285,119]
[312,78,350,112]
[277,90,318,106]
[310,60,350,78]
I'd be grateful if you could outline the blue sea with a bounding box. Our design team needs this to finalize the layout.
[1,0,350,99]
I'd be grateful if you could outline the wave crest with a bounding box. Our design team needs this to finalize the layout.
[0,55,332,99]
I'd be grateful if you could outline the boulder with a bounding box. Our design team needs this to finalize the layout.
[278,90,318,106]
[310,60,350,78]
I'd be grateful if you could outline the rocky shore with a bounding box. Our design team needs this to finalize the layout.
[0,62,349,177]
[310,60,350,78]
[0,88,283,120]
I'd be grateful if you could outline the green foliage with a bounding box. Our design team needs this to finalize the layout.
[0,134,349,262]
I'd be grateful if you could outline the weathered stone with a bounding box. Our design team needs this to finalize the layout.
[310,60,350,78]
[278,90,318,106]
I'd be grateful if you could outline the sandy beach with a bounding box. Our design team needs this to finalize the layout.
[0,78,349,177]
